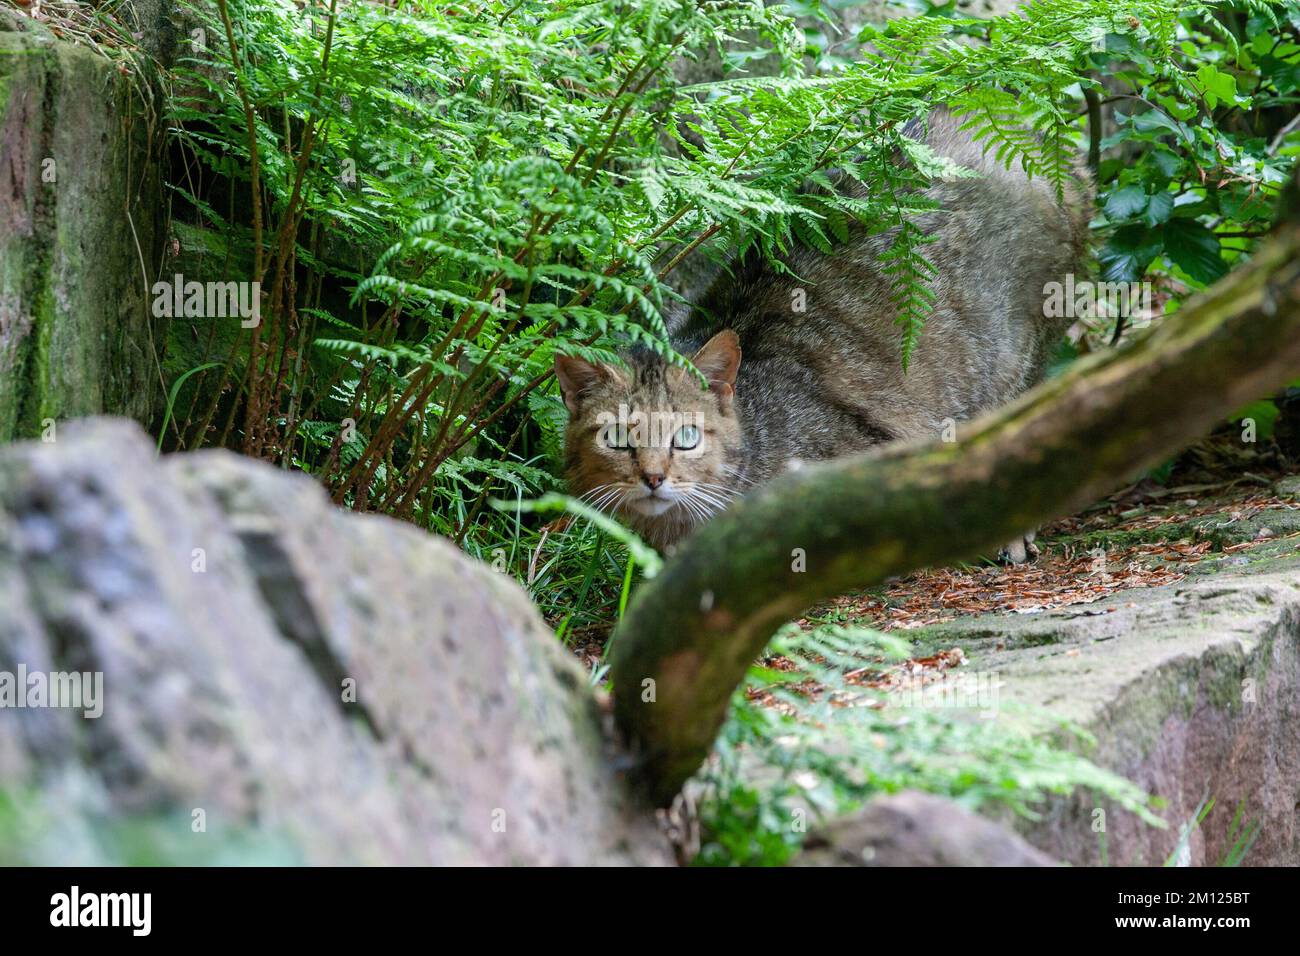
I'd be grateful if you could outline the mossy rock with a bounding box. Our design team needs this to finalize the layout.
[0,419,673,864]
[0,14,166,441]
[909,552,1300,866]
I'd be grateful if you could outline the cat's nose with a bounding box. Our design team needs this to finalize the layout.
[642,472,665,490]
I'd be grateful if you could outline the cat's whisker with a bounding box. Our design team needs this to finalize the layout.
[697,479,740,491]
[687,495,722,517]
[702,496,727,519]
[577,484,613,508]
[681,492,717,522]
[680,496,707,527]
[588,485,628,516]
[689,487,734,513]
[613,486,642,517]
[719,465,755,487]
[695,483,741,503]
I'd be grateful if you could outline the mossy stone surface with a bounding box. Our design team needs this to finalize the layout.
[910,544,1300,865]
[0,15,166,442]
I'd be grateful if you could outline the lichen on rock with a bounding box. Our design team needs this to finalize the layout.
[0,419,672,865]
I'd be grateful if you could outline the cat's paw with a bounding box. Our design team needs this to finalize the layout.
[998,530,1040,565]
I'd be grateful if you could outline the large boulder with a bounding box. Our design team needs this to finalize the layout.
[794,791,1056,867]
[0,10,166,441]
[0,419,671,865]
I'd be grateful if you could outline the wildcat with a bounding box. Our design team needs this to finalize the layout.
[556,110,1091,557]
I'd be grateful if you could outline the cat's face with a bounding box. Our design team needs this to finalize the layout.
[556,331,745,547]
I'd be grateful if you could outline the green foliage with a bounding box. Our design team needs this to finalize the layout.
[163,0,1299,540]
[1093,2,1300,301]
[497,492,664,578]
[1162,795,1261,866]
[1215,798,1263,866]
[693,621,1163,865]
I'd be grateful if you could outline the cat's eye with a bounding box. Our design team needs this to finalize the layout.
[601,425,630,450]
[673,425,700,450]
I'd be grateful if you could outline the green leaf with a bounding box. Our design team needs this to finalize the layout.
[1145,191,1174,226]
[1104,185,1148,221]
[1149,149,1181,180]
[1162,220,1227,285]
[1131,109,1191,144]
[496,493,663,578]
[157,363,223,453]
[1099,225,1161,284]
[1194,65,1236,111]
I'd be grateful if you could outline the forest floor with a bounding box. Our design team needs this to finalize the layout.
[811,485,1300,633]
[753,432,1300,702]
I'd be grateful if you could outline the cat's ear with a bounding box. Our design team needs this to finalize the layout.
[555,353,613,414]
[692,330,741,403]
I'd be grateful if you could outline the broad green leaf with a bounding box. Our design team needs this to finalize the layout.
[1104,185,1148,220]
[1099,225,1161,284]
[1162,220,1227,285]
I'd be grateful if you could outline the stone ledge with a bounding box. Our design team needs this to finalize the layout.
[918,554,1300,865]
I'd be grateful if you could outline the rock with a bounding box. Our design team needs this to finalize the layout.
[1188,506,1300,550]
[117,0,182,67]
[0,11,166,442]
[794,791,1056,866]
[913,550,1300,866]
[1272,474,1300,498]
[0,419,672,865]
